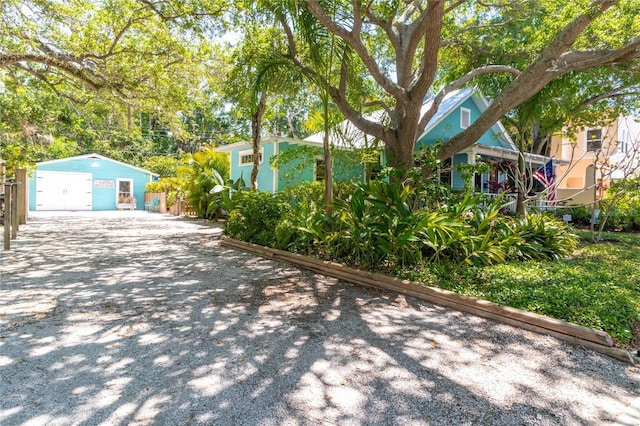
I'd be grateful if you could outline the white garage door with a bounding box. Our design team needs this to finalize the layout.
[35,171,93,211]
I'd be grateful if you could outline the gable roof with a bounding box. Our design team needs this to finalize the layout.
[303,110,386,149]
[214,136,321,153]
[419,87,517,151]
[36,153,158,176]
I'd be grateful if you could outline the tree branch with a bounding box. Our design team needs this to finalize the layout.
[306,0,404,98]
[417,65,522,133]
[552,34,640,73]
[411,0,445,95]
[0,53,105,91]
[437,0,620,160]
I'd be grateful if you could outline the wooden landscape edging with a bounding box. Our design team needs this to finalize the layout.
[220,237,635,365]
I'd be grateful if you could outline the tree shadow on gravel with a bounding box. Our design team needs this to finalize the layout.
[1,213,638,425]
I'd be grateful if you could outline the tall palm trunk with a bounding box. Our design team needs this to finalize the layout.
[321,92,333,213]
[516,137,527,215]
[250,93,267,191]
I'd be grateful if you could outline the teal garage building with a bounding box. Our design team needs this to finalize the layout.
[29,153,157,211]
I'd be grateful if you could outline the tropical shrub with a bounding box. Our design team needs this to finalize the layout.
[145,175,188,208]
[225,178,579,268]
[184,146,230,219]
[504,212,579,260]
[445,193,510,266]
[274,201,331,255]
[225,191,290,246]
[142,155,182,178]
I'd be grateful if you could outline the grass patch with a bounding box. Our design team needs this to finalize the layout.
[396,231,640,347]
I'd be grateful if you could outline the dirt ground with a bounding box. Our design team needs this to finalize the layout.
[1,211,639,425]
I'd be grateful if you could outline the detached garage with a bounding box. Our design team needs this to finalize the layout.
[29,154,157,211]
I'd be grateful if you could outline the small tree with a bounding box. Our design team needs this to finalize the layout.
[592,120,640,238]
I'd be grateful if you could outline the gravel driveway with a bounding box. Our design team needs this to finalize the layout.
[1,211,639,425]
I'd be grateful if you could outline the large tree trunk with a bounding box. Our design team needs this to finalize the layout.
[250,93,267,191]
[386,102,421,171]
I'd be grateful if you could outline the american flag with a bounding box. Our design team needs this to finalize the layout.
[533,160,556,203]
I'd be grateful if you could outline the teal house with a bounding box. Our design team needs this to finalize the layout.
[418,87,519,193]
[215,88,548,194]
[29,153,157,211]
[214,136,370,193]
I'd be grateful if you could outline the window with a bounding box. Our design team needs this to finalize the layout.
[586,129,602,152]
[618,128,630,154]
[315,158,325,181]
[116,178,134,204]
[367,152,383,181]
[239,148,263,165]
[460,107,471,129]
[439,157,452,185]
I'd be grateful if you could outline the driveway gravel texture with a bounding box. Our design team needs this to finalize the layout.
[0,211,638,426]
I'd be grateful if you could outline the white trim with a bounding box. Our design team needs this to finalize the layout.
[36,153,157,177]
[471,144,568,165]
[585,128,603,152]
[238,147,264,166]
[272,140,279,192]
[460,107,471,129]
[617,127,630,155]
[214,136,311,153]
[116,178,134,205]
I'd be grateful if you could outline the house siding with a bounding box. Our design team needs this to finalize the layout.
[230,142,277,192]
[416,98,508,150]
[217,89,520,195]
[29,155,154,211]
[276,142,315,191]
[333,150,367,183]
[452,153,468,190]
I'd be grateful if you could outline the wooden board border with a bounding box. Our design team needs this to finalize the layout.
[221,237,635,364]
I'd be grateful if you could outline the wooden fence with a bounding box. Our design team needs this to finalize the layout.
[2,168,27,250]
[143,192,168,213]
[144,192,197,217]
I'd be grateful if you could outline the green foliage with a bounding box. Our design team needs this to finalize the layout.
[145,176,188,208]
[399,231,640,345]
[278,181,325,205]
[552,179,640,234]
[225,191,290,246]
[270,145,322,187]
[226,178,578,272]
[598,177,640,232]
[143,156,182,178]
[184,147,230,220]
[503,212,579,261]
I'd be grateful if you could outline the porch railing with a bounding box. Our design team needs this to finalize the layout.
[482,192,556,212]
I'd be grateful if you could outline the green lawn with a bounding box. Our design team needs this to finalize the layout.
[397,231,640,346]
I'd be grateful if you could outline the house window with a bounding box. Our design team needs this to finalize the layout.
[239,148,263,166]
[116,178,134,204]
[586,129,602,152]
[460,107,471,129]
[367,152,383,181]
[618,128,630,154]
[315,158,325,181]
[439,157,452,185]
